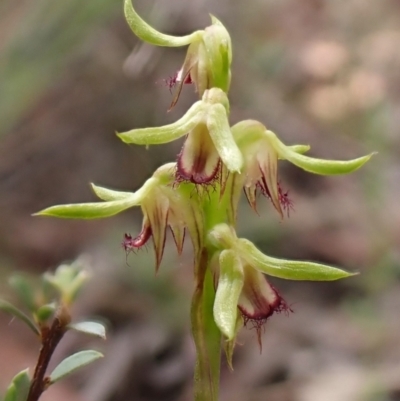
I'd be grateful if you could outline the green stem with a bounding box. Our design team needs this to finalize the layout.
[191,248,221,401]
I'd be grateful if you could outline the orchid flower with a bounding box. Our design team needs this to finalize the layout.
[35,163,203,272]
[231,120,374,218]
[208,224,354,352]
[118,88,243,184]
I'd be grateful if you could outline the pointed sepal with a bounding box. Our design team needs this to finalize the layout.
[117,101,204,145]
[124,0,203,47]
[265,130,374,175]
[238,238,356,281]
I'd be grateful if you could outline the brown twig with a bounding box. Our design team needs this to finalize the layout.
[27,306,70,401]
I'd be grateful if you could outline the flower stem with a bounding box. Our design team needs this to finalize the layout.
[191,248,221,401]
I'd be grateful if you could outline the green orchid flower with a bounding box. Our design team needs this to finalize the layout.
[208,224,355,346]
[118,88,243,185]
[124,0,232,106]
[231,120,374,218]
[36,163,204,271]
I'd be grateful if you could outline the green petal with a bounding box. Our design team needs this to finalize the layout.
[213,250,244,340]
[91,184,134,201]
[207,103,243,173]
[34,197,140,219]
[124,0,203,47]
[91,177,156,201]
[239,239,356,281]
[117,101,205,145]
[265,130,374,175]
[284,144,310,156]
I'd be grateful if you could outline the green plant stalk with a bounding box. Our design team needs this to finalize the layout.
[191,249,221,401]
[191,186,235,400]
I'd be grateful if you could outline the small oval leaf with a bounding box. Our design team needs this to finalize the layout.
[8,275,36,312]
[68,321,106,339]
[11,369,30,401]
[4,384,16,401]
[0,300,40,336]
[49,350,103,384]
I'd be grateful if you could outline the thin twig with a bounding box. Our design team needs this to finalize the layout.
[27,307,70,401]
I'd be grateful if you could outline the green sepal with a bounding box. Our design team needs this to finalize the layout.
[124,0,203,47]
[223,314,243,370]
[34,197,140,219]
[213,250,244,340]
[207,103,243,174]
[239,239,356,281]
[117,101,204,145]
[202,18,232,92]
[266,130,374,175]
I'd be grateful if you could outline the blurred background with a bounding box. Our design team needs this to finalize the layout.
[1,0,400,400]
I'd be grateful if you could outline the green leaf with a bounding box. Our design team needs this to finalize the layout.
[68,321,106,339]
[44,264,89,304]
[3,369,30,401]
[124,0,203,47]
[213,250,244,340]
[8,275,36,312]
[0,300,39,336]
[3,384,16,401]
[11,369,30,401]
[117,101,204,145]
[207,103,243,174]
[239,239,356,281]
[49,350,103,384]
[34,197,139,219]
[266,130,374,175]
